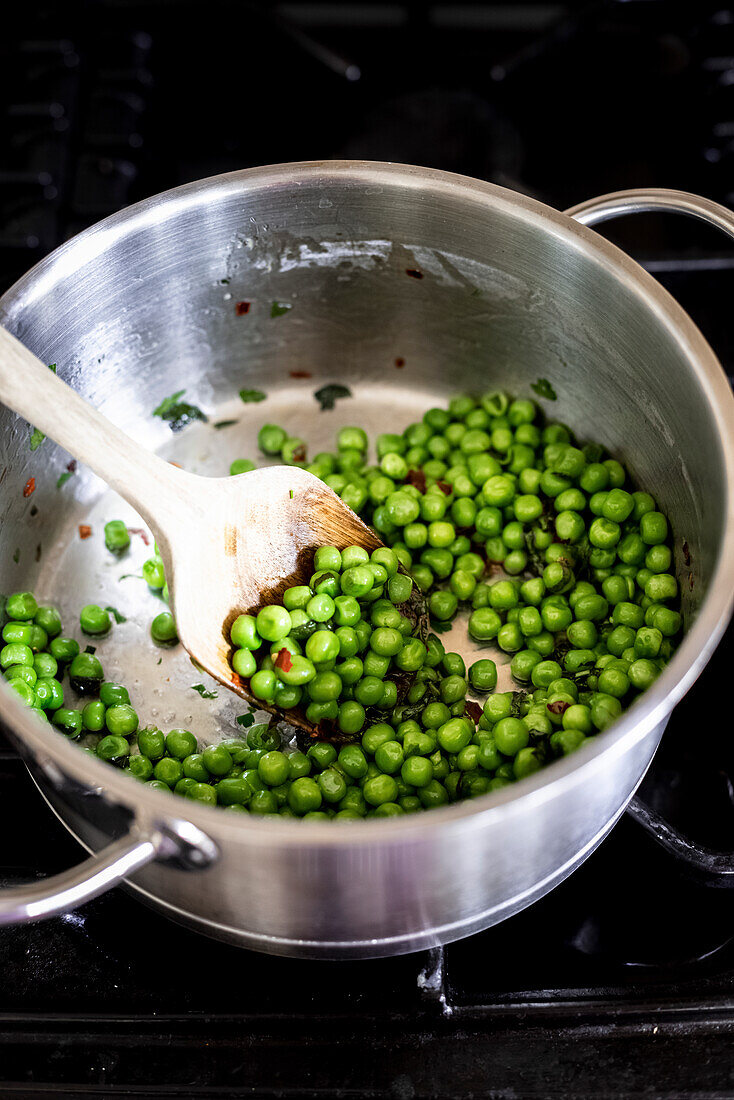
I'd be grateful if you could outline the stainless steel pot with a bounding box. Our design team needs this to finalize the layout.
[0,163,733,958]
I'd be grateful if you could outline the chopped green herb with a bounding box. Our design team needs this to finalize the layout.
[270,301,292,318]
[191,683,218,699]
[429,619,452,634]
[289,489,294,499]
[156,657,162,665]
[213,419,238,429]
[29,427,45,451]
[105,606,127,624]
[84,645,97,655]
[152,389,208,432]
[119,572,144,581]
[56,471,73,489]
[531,378,557,401]
[239,389,266,404]
[12,549,19,564]
[236,712,255,728]
[48,364,57,373]
[220,278,230,285]
[190,656,206,674]
[314,384,352,411]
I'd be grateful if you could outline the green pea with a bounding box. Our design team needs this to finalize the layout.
[202,745,233,776]
[33,652,58,679]
[153,757,184,786]
[468,659,497,692]
[128,754,154,781]
[150,611,178,644]
[6,592,38,621]
[49,636,80,664]
[80,604,111,636]
[2,621,33,646]
[97,734,130,761]
[494,717,529,756]
[0,643,33,669]
[51,707,83,738]
[34,605,62,637]
[69,652,104,695]
[82,699,106,730]
[166,728,198,759]
[138,727,165,759]
[105,704,138,736]
[142,557,166,589]
[5,663,36,684]
[104,519,131,552]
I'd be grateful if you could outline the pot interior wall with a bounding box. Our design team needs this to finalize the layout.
[0,169,722,686]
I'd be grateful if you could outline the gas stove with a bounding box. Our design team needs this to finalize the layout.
[1,2,733,1096]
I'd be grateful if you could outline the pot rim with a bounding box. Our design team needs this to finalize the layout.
[2,159,733,848]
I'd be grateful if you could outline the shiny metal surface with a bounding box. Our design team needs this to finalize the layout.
[0,163,733,957]
[0,830,161,924]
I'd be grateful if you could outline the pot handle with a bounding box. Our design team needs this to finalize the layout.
[0,820,217,924]
[565,187,734,240]
[566,186,734,885]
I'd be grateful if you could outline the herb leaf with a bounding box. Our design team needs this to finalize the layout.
[239,389,266,404]
[29,427,46,451]
[235,712,255,728]
[84,644,97,654]
[213,419,238,429]
[314,383,352,411]
[531,378,557,401]
[153,389,208,432]
[105,605,127,624]
[270,301,292,318]
[192,683,218,699]
[429,619,452,634]
[56,471,73,489]
[119,572,144,581]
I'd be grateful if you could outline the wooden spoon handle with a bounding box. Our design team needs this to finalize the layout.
[0,326,194,531]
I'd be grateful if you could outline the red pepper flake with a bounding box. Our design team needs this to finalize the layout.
[235,301,251,315]
[405,268,423,279]
[394,357,405,368]
[169,461,183,468]
[292,445,306,464]
[127,526,150,547]
[23,477,36,498]
[437,480,452,496]
[407,468,427,493]
[290,370,312,379]
[273,647,293,673]
[465,700,483,724]
[66,459,77,473]
[547,700,570,716]
[78,525,92,540]
[682,540,691,567]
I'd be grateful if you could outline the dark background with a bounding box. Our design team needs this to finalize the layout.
[1,2,734,1097]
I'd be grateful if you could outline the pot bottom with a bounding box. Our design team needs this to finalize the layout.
[35,772,628,959]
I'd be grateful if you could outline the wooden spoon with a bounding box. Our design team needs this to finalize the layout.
[0,328,381,733]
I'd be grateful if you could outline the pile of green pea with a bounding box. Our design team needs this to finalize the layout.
[3,387,682,820]
[223,389,682,815]
[0,589,306,810]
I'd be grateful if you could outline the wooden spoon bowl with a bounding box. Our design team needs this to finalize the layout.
[160,464,382,733]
